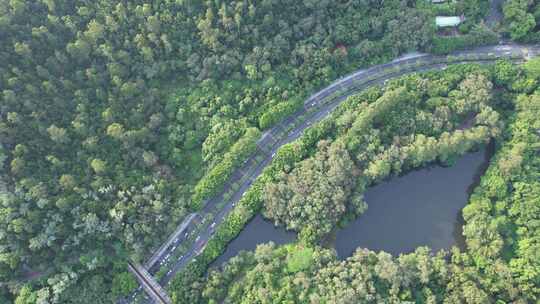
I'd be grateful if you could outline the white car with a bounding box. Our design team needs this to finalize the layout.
[167,270,172,275]
[210,222,216,229]
[195,236,200,242]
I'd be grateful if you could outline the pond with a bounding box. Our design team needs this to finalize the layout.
[332,148,491,257]
[211,214,297,267]
[211,147,491,267]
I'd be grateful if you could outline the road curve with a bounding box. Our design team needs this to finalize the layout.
[124,43,540,304]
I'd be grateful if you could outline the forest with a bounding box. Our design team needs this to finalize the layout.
[263,69,500,242]
[170,60,540,304]
[0,0,538,303]
[503,0,540,42]
[0,0,438,302]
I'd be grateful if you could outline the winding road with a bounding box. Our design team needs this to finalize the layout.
[122,43,540,304]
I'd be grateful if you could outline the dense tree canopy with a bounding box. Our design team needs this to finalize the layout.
[264,140,362,241]
[503,0,540,41]
[0,0,531,302]
[262,68,500,241]
[0,0,444,300]
[172,62,540,304]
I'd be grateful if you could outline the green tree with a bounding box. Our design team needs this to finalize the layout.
[106,123,125,139]
[111,272,138,298]
[15,286,37,304]
[264,140,359,239]
[90,158,107,174]
[47,125,69,143]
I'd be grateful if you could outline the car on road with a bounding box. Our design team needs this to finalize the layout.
[195,236,200,242]
[193,214,202,224]
[209,222,217,234]
[195,239,208,255]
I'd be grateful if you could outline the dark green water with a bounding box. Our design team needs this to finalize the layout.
[333,148,489,257]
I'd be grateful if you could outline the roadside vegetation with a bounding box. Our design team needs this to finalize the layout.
[0,0,538,302]
[171,60,540,304]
